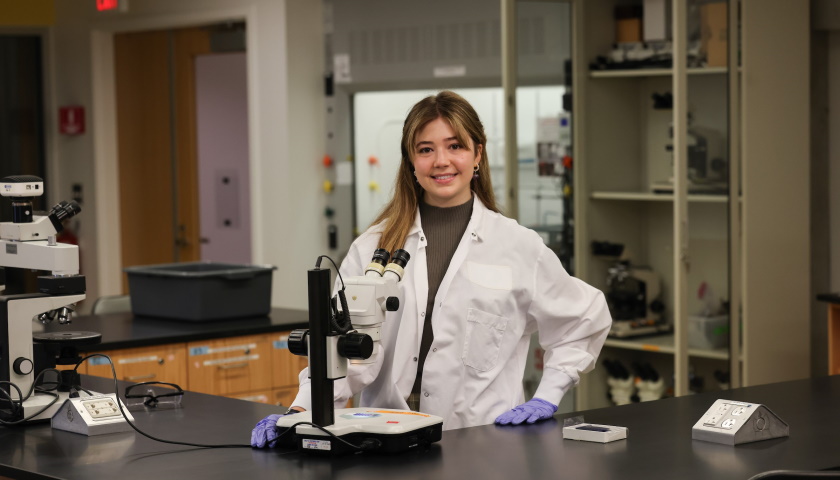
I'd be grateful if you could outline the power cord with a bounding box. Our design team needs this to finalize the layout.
[315,255,353,334]
[75,353,251,449]
[272,420,380,452]
[74,353,376,452]
[0,369,62,425]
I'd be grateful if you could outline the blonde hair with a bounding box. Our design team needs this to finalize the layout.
[371,90,500,254]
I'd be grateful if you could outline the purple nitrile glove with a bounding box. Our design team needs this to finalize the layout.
[251,414,283,448]
[494,398,558,426]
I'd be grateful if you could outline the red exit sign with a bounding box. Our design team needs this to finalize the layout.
[97,0,119,11]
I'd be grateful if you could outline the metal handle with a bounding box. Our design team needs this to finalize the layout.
[125,373,156,381]
[218,362,249,370]
[175,224,190,248]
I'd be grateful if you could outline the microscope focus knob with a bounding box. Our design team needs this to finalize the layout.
[338,333,373,360]
[13,357,34,376]
[287,329,309,357]
[386,297,400,312]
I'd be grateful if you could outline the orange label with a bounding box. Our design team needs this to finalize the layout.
[641,344,661,352]
[371,410,430,417]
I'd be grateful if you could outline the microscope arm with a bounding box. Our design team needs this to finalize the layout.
[4,293,86,399]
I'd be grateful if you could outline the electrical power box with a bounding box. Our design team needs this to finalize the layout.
[691,399,789,445]
[51,394,134,436]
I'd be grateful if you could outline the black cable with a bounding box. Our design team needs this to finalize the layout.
[273,421,377,452]
[0,382,25,417]
[317,255,352,334]
[74,353,377,452]
[0,391,59,425]
[336,290,352,332]
[75,353,252,449]
[315,255,346,291]
[0,369,63,425]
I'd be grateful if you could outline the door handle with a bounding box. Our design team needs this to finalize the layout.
[218,362,249,370]
[176,224,190,248]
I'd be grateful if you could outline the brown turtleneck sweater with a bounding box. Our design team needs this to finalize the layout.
[411,196,473,395]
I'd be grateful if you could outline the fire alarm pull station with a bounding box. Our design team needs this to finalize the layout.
[59,106,85,136]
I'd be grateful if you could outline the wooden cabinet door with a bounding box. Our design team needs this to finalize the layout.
[269,331,308,389]
[186,335,271,395]
[84,344,187,387]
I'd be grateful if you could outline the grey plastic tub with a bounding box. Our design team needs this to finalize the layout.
[124,262,276,322]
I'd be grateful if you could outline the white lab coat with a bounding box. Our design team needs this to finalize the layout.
[292,197,611,430]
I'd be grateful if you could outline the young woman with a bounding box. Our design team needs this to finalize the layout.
[252,91,611,447]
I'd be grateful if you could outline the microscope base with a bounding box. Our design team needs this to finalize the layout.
[275,407,443,455]
[1,391,75,424]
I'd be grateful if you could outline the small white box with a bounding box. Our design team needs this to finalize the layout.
[644,0,671,41]
[563,423,627,443]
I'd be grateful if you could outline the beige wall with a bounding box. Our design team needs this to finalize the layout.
[49,0,326,311]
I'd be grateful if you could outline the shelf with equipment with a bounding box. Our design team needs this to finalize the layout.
[603,334,730,361]
[589,66,727,78]
[571,0,810,412]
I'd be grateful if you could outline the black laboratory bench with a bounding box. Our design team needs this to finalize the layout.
[38,308,309,350]
[1,375,839,480]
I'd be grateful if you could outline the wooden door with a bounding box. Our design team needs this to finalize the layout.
[114,27,210,291]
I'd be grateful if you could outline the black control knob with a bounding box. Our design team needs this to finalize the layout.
[337,333,373,360]
[650,299,665,314]
[13,357,33,376]
[287,329,309,356]
[386,297,400,312]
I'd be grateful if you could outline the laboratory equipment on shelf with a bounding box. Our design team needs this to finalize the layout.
[605,261,669,338]
[279,249,443,455]
[0,175,100,424]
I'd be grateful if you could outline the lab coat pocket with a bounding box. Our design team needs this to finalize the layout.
[462,308,508,372]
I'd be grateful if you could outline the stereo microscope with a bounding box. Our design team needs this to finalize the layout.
[278,249,443,455]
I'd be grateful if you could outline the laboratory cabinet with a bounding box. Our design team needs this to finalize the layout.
[82,331,306,405]
[84,344,188,388]
[269,331,309,389]
[186,335,272,396]
[571,0,809,409]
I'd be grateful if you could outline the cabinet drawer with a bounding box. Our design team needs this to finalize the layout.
[187,335,271,395]
[269,331,309,388]
[229,390,273,404]
[271,386,298,409]
[83,344,187,387]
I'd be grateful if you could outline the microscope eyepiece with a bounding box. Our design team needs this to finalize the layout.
[390,249,410,268]
[371,248,390,266]
[47,200,81,233]
[365,248,391,277]
[382,249,410,282]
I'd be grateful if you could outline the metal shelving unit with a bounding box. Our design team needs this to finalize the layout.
[572,0,811,411]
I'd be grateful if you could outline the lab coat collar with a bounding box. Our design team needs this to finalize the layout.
[410,194,488,242]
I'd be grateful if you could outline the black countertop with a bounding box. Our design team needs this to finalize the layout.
[38,308,309,350]
[1,375,839,480]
